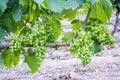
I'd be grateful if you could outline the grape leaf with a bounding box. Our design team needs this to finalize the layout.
[77,3,89,14]
[62,9,77,20]
[4,50,13,68]
[0,0,9,16]
[71,19,82,31]
[12,7,22,22]
[62,32,74,42]
[0,16,11,42]
[64,0,85,9]
[19,0,29,6]
[110,0,120,7]
[114,0,120,7]
[69,47,79,55]
[12,54,20,66]
[46,0,85,13]
[34,0,43,5]
[0,27,8,42]
[110,0,115,4]
[46,0,65,13]
[0,55,4,69]
[51,20,62,40]
[85,0,99,5]
[90,0,113,23]
[90,41,101,55]
[11,16,25,33]
[100,0,113,19]
[25,53,39,73]
[2,49,20,68]
[0,16,11,33]
[7,0,22,22]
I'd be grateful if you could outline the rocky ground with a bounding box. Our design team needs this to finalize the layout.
[0,10,120,80]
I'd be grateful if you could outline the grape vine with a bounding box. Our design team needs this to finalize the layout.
[0,0,116,73]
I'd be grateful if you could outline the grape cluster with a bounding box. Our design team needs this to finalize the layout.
[10,22,56,63]
[45,25,55,43]
[78,47,92,66]
[28,25,47,61]
[35,46,46,62]
[10,37,24,54]
[70,28,93,66]
[88,19,114,45]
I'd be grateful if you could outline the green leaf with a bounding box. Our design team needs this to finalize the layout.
[12,7,22,22]
[69,47,79,55]
[110,0,120,7]
[62,9,77,20]
[25,53,39,73]
[71,19,82,31]
[12,54,20,66]
[0,54,4,69]
[0,16,11,33]
[64,0,85,9]
[0,16,12,42]
[100,0,113,19]
[7,0,22,22]
[4,50,13,68]
[51,20,62,40]
[62,32,74,42]
[110,0,115,4]
[0,0,9,16]
[90,41,101,55]
[90,0,113,23]
[2,49,20,68]
[77,3,89,14]
[85,0,99,5]
[34,0,43,5]
[11,16,25,33]
[0,27,8,42]
[46,0,65,13]
[19,0,29,6]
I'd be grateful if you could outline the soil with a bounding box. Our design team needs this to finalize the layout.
[0,10,120,80]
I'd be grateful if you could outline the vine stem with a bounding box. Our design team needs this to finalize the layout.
[0,41,70,49]
[82,4,92,27]
[17,27,26,37]
[31,3,39,27]
[74,4,92,38]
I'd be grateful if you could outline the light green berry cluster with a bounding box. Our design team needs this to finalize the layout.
[70,28,93,66]
[89,19,114,45]
[10,23,56,62]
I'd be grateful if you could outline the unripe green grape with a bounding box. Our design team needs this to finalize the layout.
[35,46,46,62]
[10,37,24,54]
[45,25,56,43]
[70,28,93,66]
[88,19,114,45]
[78,47,92,66]
[10,22,56,64]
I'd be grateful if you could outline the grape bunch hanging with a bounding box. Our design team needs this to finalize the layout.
[88,19,114,45]
[10,18,114,66]
[70,28,93,66]
[10,23,56,62]
[70,19,114,66]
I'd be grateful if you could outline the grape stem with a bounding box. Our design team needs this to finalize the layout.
[82,4,92,27]
[17,27,26,37]
[73,4,92,39]
[0,41,70,49]
[31,3,39,27]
